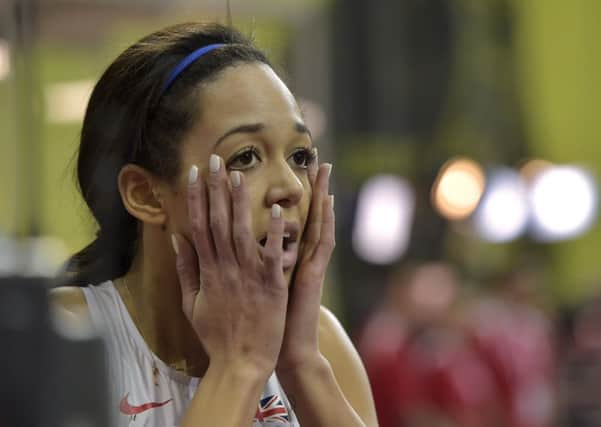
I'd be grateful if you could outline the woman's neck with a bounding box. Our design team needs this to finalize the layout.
[115,229,209,377]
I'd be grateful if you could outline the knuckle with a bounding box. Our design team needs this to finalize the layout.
[208,176,221,190]
[190,219,204,237]
[199,270,214,286]
[263,247,278,262]
[175,256,187,274]
[309,220,322,232]
[191,232,207,255]
[306,234,319,245]
[233,232,245,248]
[233,226,252,245]
[319,239,335,256]
[307,266,322,281]
[188,187,199,202]
[324,235,336,249]
[209,214,224,231]
[223,270,239,285]
[264,251,281,269]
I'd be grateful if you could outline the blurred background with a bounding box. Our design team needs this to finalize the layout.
[1,0,601,425]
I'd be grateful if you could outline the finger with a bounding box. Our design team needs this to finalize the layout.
[230,171,256,268]
[311,195,335,271]
[172,233,201,319]
[308,148,319,185]
[302,163,332,261]
[263,203,285,290]
[187,164,216,270]
[207,154,237,265]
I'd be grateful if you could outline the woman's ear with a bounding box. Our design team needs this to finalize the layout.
[118,164,166,226]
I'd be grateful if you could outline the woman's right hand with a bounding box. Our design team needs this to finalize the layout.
[172,154,288,378]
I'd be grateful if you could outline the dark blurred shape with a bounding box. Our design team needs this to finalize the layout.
[331,0,455,335]
[332,0,453,135]
[556,295,601,427]
[0,277,50,427]
[0,277,110,427]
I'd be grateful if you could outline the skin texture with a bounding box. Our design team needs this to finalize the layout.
[51,62,378,426]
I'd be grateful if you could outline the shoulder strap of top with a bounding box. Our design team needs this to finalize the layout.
[80,281,139,354]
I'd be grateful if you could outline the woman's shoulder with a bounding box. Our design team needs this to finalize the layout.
[318,305,379,426]
[317,305,358,362]
[49,286,91,321]
[318,305,344,342]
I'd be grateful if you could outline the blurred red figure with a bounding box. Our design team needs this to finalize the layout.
[359,262,502,427]
[465,270,556,427]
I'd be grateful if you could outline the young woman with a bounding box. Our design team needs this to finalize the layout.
[51,22,378,426]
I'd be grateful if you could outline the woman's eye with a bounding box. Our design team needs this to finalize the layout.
[227,148,260,170]
[289,148,316,169]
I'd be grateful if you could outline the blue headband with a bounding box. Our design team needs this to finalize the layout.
[161,43,226,94]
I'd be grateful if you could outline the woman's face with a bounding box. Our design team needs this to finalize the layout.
[167,62,314,283]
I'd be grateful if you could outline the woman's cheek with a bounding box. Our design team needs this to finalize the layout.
[167,190,192,237]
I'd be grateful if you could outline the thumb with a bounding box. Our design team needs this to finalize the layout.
[308,148,319,185]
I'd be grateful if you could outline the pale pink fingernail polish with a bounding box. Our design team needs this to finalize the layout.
[188,165,198,185]
[271,204,281,219]
[171,234,180,255]
[231,171,241,187]
[210,154,220,173]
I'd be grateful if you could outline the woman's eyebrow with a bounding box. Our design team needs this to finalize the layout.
[214,123,264,147]
[295,122,312,140]
[214,121,312,147]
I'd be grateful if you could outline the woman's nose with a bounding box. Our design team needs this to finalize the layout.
[264,163,304,209]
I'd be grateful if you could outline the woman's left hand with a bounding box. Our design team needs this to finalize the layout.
[276,161,335,373]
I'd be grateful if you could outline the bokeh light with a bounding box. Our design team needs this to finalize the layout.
[519,159,553,182]
[0,39,10,81]
[353,175,415,265]
[432,157,486,221]
[529,166,598,241]
[473,168,529,243]
[44,79,95,124]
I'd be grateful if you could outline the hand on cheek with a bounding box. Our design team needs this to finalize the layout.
[172,155,289,377]
[276,162,335,373]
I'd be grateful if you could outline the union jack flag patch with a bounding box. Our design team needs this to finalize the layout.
[254,394,290,423]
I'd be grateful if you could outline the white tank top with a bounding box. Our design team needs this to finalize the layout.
[81,281,300,427]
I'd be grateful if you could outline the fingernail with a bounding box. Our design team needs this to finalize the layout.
[329,195,334,209]
[210,154,221,174]
[313,147,319,162]
[231,171,241,187]
[171,234,179,255]
[271,203,281,219]
[325,163,333,177]
[188,165,198,185]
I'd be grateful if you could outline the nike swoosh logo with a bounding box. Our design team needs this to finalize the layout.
[120,393,173,415]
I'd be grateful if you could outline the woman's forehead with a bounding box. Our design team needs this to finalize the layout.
[198,63,302,127]
[180,64,308,160]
